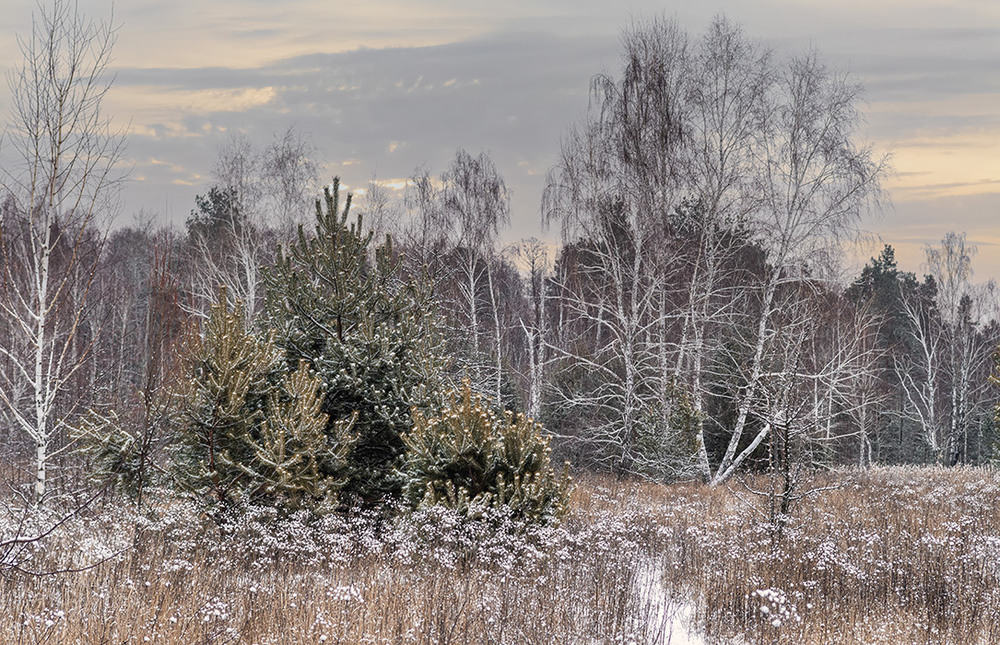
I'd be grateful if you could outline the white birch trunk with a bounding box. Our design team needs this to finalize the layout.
[712,276,777,484]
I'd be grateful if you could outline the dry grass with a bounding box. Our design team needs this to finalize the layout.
[2,466,998,644]
[0,494,676,644]
[608,466,1000,644]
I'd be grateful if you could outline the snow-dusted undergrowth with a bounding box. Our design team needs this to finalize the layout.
[2,466,999,644]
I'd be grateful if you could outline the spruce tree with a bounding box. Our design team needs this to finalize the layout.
[263,178,446,502]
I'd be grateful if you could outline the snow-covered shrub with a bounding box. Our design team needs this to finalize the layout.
[402,380,571,525]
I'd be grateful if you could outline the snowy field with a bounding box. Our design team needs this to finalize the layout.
[2,466,998,644]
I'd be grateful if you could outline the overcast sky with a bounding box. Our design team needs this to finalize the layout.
[1,0,998,282]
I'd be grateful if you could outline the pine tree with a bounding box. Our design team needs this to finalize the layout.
[241,361,357,508]
[633,382,703,482]
[263,178,446,502]
[173,292,279,507]
[403,381,572,525]
[172,290,356,513]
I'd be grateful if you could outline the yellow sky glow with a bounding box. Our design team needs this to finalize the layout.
[889,139,1000,201]
[105,86,278,133]
[108,3,503,70]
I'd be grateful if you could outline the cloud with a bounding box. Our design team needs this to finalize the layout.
[103,30,617,233]
[107,24,998,246]
[109,86,277,123]
[134,157,203,187]
[4,0,994,280]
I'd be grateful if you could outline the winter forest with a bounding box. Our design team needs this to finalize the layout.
[2,2,1000,644]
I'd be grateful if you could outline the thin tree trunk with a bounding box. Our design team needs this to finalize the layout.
[713,275,778,484]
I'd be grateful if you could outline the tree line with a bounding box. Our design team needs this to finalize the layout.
[1,6,998,509]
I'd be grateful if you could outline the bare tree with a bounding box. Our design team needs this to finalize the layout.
[185,128,319,320]
[830,304,890,467]
[357,174,399,243]
[894,278,946,459]
[0,0,125,502]
[926,232,978,463]
[75,231,187,507]
[185,134,264,318]
[543,17,886,482]
[399,167,449,278]
[513,238,553,420]
[674,17,773,480]
[897,232,999,463]
[542,18,692,475]
[710,50,887,484]
[440,149,511,406]
[262,127,320,241]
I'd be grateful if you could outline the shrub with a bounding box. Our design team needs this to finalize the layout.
[402,381,571,525]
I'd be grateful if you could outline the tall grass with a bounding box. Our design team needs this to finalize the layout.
[624,466,1000,644]
[2,466,998,644]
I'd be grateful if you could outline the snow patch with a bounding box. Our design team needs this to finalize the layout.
[634,558,707,645]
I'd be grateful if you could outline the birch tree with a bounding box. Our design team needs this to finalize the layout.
[675,17,772,480]
[440,149,511,407]
[925,232,979,464]
[400,167,448,278]
[543,17,886,482]
[513,238,553,420]
[894,277,947,459]
[897,233,1000,463]
[709,50,887,483]
[543,18,689,474]
[262,127,320,242]
[185,129,318,319]
[0,1,125,502]
[185,135,264,319]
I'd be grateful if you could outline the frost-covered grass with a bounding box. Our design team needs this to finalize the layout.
[0,490,682,644]
[1,466,998,644]
[621,466,1000,644]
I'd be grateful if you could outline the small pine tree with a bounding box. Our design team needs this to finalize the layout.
[173,293,279,507]
[263,178,447,502]
[240,361,358,508]
[73,408,150,498]
[171,291,355,513]
[633,383,703,482]
[403,381,572,525]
